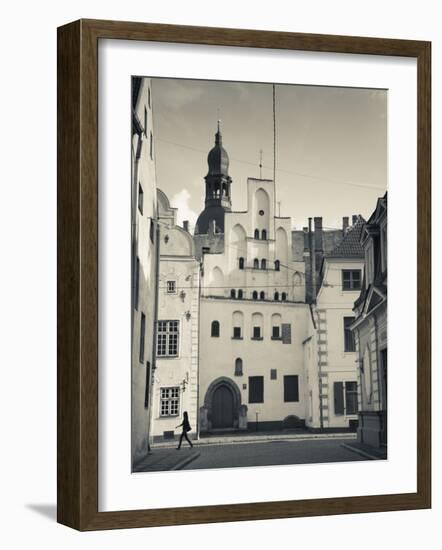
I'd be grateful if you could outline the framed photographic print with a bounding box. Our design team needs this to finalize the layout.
[57,19,431,530]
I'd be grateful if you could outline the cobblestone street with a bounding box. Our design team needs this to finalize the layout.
[134,434,378,472]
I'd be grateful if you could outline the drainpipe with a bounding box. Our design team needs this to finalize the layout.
[147,220,161,452]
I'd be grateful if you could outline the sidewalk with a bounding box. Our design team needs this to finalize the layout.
[133,447,201,473]
[152,430,357,449]
[341,441,387,460]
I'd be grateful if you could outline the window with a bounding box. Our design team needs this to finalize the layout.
[235,358,243,376]
[254,229,260,240]
[233,311,243,340]
[238,289,243,299]
[343,317,356,352]
[274,260,280,271]
[281,292,287,301]
[160,387,180,416]
[334,381,358,415]
[284,375,299,402]
[166,280,176,294]
[270,369,277,380]
[230,289,236,299]
[253,258,259,269]
[274,291,279,301]
[345,382,358,414]
[261,259,267,270]
[252,312,263,340]
[157,320,179,357]
[144,107,148,135]
[272,313,282,339]
[134,257,140,310]
[260,291,265,300]
[259,209,264,216]
[138,183,144,214]
[261,229,267,240]
[144,361,151,408]
[342,269,362,290]
[150,131,154,159]
[211,320,220,337]
[139,313,146,363]
[249,376,264,403]
[238,257,244,270]
[252,291,258,300]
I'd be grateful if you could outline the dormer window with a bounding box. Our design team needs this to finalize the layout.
[342,269,362,290]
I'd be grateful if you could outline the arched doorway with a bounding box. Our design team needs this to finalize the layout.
[203,377,242,432]
[212,385,234,428]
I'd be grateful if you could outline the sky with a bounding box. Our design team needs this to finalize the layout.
[149,77,387,232]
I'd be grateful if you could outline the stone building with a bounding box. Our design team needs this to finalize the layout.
[150,190,201,442]
[304,216,365,431]
[131,77,159,467]
[351,194,387,449]
[196,124,310,432]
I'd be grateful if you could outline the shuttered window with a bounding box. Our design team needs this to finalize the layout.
[345,382,358,414]
[284,375,299,402]
[249,376,264,403]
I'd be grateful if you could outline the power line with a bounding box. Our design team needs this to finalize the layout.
[156,136,386,192]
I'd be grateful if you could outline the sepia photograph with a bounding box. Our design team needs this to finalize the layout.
[131,76,388,473]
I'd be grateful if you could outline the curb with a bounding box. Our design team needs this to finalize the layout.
[171,451,201,471]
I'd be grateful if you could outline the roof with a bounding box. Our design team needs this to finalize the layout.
[194,205,227,235]
[326,215,365,259]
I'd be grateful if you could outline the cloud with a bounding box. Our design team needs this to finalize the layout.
[170,189,198,232]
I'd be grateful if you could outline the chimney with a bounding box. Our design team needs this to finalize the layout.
[342,217,349,232]
[183,220,189,232]
[352,215,358,225]
[314,217,323,252]
[303,227,309,251]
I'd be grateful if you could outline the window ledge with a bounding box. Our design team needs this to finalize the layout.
[251,337,263,341]
[231,336,243,340]
[271,336,282,341]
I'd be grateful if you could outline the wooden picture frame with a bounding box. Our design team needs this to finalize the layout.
[57,19,431,530]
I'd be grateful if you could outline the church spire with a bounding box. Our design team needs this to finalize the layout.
[194,122,233,235]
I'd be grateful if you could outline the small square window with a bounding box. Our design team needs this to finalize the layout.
[342,270,362,291]
[166,280,176,294]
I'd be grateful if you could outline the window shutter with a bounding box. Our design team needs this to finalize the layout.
[282,323,292,344]
[334,382,344,415]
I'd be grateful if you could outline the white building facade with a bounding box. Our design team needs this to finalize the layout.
[305,217,365,431]
[131,77,159,467]
[150,190,200,442]
[195,125,310,432]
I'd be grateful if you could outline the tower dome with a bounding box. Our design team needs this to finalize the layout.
[207,121,229,176]
[194,122,232,235]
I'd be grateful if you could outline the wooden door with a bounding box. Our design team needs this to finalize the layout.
[212,385,234,429]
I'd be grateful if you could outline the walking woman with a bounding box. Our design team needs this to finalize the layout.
[176,411,194,449]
